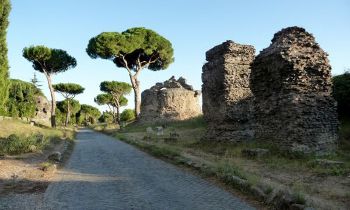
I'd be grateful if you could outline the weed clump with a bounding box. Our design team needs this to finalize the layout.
[0,133,49,155]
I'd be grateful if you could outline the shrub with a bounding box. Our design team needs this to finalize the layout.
[0,133,49,155]
[56,99,81,125]
[6,79,43,118]
[333,71,350,119]
[98,111,114,123]
[77,104,101,125]
[120,109,135,122]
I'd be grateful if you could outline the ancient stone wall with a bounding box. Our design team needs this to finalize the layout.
[202,27,338,154]
[202,41,255,142]
[139,76,202,123]
[251,27,338,154]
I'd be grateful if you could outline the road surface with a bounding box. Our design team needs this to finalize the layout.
[43,129,255,210]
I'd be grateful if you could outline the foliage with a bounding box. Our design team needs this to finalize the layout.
[86,27,174,71]
[22,46,77,74]
[332,71,350,119]
[94,93,114,106]
[57,99,81,114]
[98,81,131,124]
[120,109,136,122]
[56,99,81,125]
[98,111,114,123]
[53,83,84,126]
[119,96,128,106]
[22,45,77,128]
[87,27,174,117]
[6,79,43,118]
[53,83,85,98]
[95,93,127,109]
[30,72,42,94]
[77,104,101,125]
[100,81,132,97]
[0,0,11,114]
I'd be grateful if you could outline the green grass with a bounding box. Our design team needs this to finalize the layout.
[189,136,350,176]
[0,119,75,155]
[0,133,48,155]
[119,115,206,133]
[116,133,181,159]
[111,117,350,177]
[0,119,67,138]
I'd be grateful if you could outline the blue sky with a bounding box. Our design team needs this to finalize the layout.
[7,0,350,111]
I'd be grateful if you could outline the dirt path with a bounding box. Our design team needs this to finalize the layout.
[39,129,254,209]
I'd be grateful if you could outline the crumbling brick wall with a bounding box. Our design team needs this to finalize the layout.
[202,41,255,142]
[251,26,338,154]
[202,27,338,154]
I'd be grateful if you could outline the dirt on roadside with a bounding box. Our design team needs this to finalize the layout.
[0,138,71,196]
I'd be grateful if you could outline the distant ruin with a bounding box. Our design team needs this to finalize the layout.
[202,27,338,154]
[139,76,202,123]
[34,95,51,123]
[202,41,255,142]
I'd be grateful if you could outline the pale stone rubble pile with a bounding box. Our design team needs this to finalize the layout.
[139,76,202,123]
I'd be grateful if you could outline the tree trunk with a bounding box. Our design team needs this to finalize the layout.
[130,75,141,119]
[116,106,120,125]
[45,73,56,128]
[113,97,121,125]
[112,107,117,124]
[65,99,70,127]
[107,104,116,123]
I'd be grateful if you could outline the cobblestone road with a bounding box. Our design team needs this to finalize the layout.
[43,129,255,210]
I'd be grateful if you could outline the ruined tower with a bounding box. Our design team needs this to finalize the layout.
[202,41,255,142]
[251,27,338,154]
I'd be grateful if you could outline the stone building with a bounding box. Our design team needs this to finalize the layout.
[202,41,255,142]
[251,26,338,154]
[139,76,202,123]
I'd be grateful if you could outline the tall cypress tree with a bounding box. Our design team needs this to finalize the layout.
[0,0,11,114]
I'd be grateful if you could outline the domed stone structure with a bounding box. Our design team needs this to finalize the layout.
[139,76,202,123]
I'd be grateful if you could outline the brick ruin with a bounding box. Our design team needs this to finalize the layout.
[251,27,338,153]
[202,27,338,154]
[139,76,202,123]
[202,41,255,142]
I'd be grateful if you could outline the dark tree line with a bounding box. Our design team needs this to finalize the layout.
[333,70,350,119]
[0,0,11,115]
